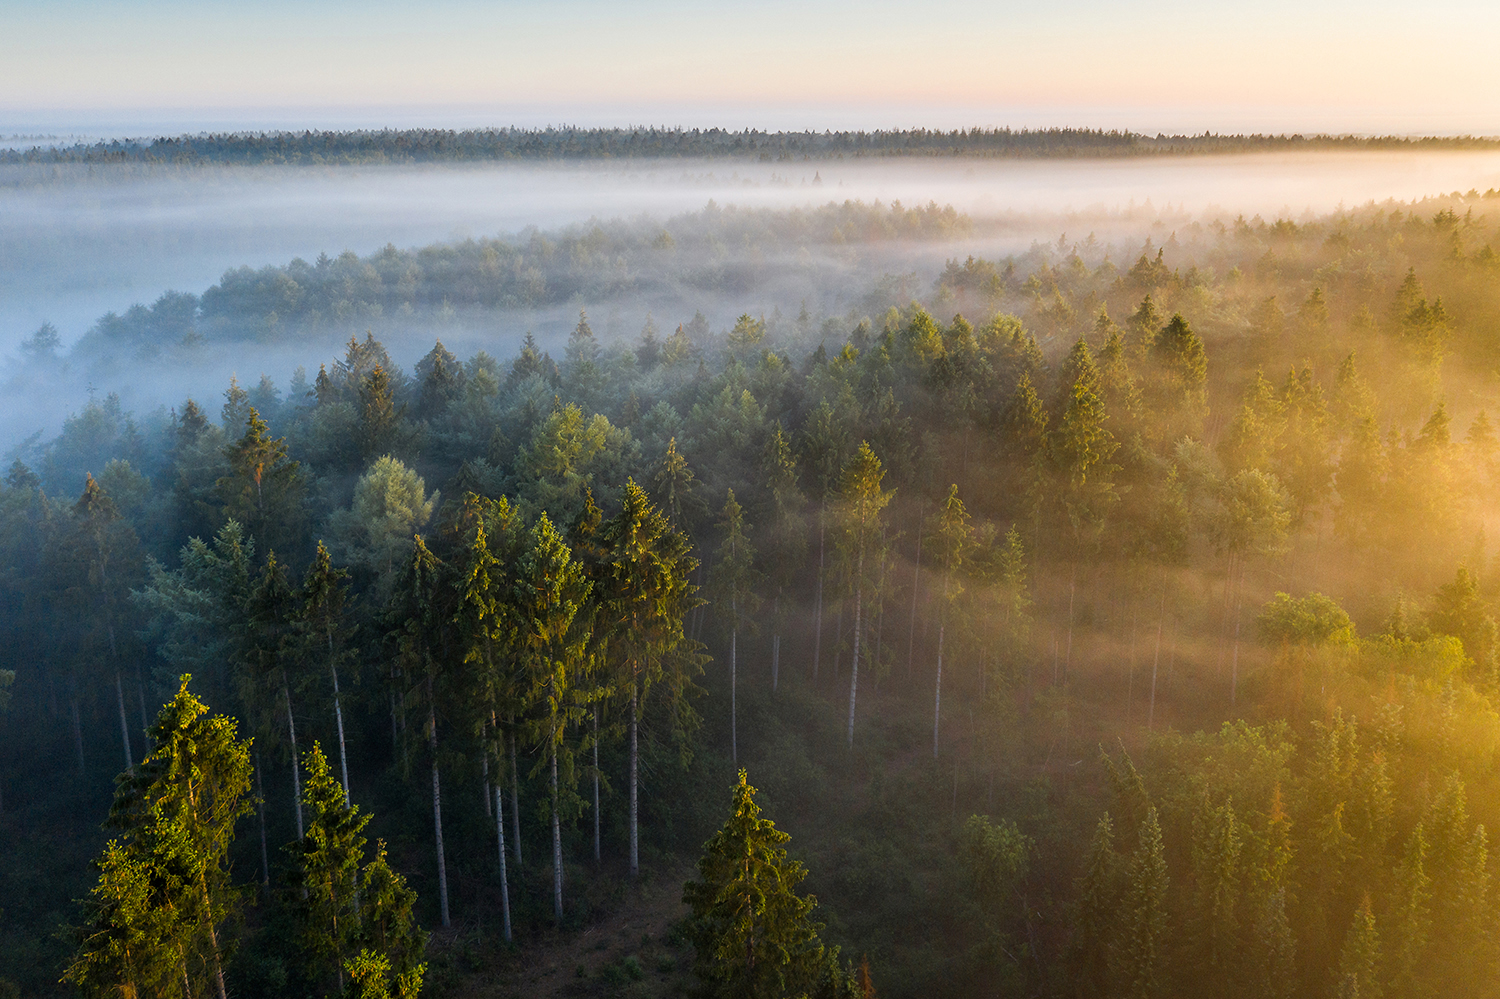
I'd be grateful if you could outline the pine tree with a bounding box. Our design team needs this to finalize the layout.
[597,479,701,878]
[1335,895,1381,999]
[285,743,368,994]
[513,514,593,923]
[387,536,453,927]
[452,493,520,937]
[761,423,806,693]
[1069,813,1121,998]
[837,442,891,747]
[1114,806,1168,999]
[345,840,427,999]
[300,542,356,801]
[1188,798,1244,985]
[1388,825,1432,998]
[928,484,971,757]
[710,490,760,765]
[216,407,305,554]
[241,551,306,839]
[67,676,253,999]
[682,770,827,999]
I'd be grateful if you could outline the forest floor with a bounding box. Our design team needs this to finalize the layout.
[442,859,697,999]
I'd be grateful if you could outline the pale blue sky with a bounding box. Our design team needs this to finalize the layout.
[4,0,1498,134]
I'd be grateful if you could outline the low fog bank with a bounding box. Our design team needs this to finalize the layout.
[7,151,1500,340]
[6,150,1500,453]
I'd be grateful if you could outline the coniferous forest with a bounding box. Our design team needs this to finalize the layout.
[8,155,1500,999]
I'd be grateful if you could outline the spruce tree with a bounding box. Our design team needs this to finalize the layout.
[683,770,827,999]
[1114,805,1168,999]
[597,478,701,878]
[1335,896,1381,999]
[285,743,368,994]
[67,676,253,999]
[928,484,971,757]
[513,513,593,923]
[1068,813,1120,998]
[710,489,760,765]
[837,442,891,747]
[388,535,453,928]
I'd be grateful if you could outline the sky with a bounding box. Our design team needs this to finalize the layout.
[3,0,1499,137]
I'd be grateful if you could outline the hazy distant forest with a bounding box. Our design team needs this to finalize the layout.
[6,125,1500,168]
[7,154,1500,999]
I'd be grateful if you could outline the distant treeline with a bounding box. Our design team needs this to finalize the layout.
[6,126,1500,166]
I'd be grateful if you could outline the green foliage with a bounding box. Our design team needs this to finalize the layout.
[1257,593,1357,648]
[683,770,827,999]
[66,676,253,999]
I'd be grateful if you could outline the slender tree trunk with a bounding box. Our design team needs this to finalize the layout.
[427,694,450,928]
[550,719,563,926]
[71,695,85,775]
[494,782,512,943]
[592,706,601,864]
[933,618,945,758]
[1064,564,1077,683]
[330,649,350,803]
[847,576,863,748]
[255,750,270,892]
[731,604,738,765]
[284,684,303,839]
[629,678,639,878]
[1127,599,1140,723]
[1150,572,1167,732]
[772,630,780,693]
[832,603,843,679]
[482,754,491,820]
[907,516,923,678]
[115,671,133,771]
[509,727,523,868]
[198,869,229,999]
[813,511,826,680]
[134,662,149,736]
[1231,562,1247,708]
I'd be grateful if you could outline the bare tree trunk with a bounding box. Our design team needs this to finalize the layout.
[773,631,782,691]
[1127,599,1139,723]
[592,706,601,864]
[933,618,945,758]
[847,579,863,748]
[134,662,149,736]
[71,695,85,775]
[629,679,639,878]
[330,652,350,803]
[426,694,450,928]
[550,723,563,926]
[1231,562,1247,708]
[115,671,133,771]
[494,782,512,943]
[284,684,303,839]
[482,754,491,820]
[509,727,523,868]
[907,518,923,678]
[255,750,270,893]
[1064,564,1077,684]
[813,511,826,680]
[832,602,843,679]
[730,610,738,765]
[1150,572,1167,732]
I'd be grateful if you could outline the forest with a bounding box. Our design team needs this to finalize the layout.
[6,126,1500,168]
[6,181,1500,999]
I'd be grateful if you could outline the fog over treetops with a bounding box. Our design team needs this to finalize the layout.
[11,133,1500,999]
